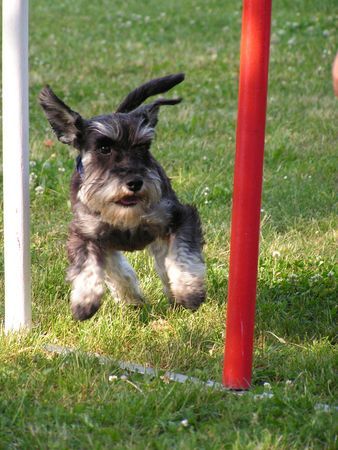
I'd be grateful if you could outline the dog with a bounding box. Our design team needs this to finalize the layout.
[39,73,206,320]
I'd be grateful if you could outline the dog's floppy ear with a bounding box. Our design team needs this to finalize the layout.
[116,73,185,113]
[39,86,84,147]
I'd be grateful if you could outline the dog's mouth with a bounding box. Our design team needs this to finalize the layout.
[116,195,140,207]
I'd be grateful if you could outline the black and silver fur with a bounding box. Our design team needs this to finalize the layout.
[39,73,206,320]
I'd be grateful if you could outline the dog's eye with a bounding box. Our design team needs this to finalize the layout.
[98,145,112,155]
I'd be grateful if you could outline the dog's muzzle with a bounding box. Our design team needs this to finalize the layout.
[116,195,140,207]
[126,178,143,192]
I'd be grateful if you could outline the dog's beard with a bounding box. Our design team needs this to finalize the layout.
[78,171,162,229]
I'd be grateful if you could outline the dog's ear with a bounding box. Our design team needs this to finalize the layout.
[39,86,84,147]
[134,97,182,128]
[116,73,185,113]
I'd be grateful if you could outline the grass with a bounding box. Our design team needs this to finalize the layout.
[0,0,337,448]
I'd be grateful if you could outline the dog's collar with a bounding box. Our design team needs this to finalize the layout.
[76,155,84,178]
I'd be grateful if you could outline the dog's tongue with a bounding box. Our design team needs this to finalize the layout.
[118,196,139,206]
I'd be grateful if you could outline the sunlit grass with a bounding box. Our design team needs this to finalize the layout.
[0,0,337,448]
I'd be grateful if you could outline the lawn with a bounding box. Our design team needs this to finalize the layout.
[0,0,337,448]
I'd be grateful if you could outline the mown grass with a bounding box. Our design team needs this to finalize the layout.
[0,0,337,448]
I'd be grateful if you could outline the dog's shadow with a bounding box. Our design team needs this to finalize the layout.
[103,295,184,327]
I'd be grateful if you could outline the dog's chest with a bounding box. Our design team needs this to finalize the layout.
[98,225,158,251]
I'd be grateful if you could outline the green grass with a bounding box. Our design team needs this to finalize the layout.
[1,0,337,448]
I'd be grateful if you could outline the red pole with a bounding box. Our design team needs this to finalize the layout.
[223,0,272,390]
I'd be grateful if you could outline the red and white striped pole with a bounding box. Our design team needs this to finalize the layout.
[223,0,272,389]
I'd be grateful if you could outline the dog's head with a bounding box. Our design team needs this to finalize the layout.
[39,74,184,228]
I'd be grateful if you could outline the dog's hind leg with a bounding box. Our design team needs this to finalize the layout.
[67,237,105,321]
[149,238,174,302]
[150,205,206,310]
[105,251,144,306]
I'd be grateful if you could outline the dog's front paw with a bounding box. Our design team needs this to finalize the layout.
[71,298,101,321]
[70,285,104,320]
[167,259,206,310]
[168,271,206,311]
[171,287,206,311]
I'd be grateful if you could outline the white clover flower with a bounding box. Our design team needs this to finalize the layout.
[29,160,37,167]
[108,375,118,382]
[288,273,298,282]
[58,167,65,173]
[263,382,272,391]
[309,274,322,283]
[314,403,331,412]
[283,175,288,179]
[35,186,44,195]
[254,392,274,400]
[180,419,189,427]
[285,380,293,387]
[272,250,281,258]
[29,173,38,185]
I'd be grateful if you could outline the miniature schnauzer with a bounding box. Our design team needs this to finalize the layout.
[39,73,206,320]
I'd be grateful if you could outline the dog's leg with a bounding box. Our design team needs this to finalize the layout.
[105,251,144,305]
[151,205,206,310]
[67,236,105,321]
[149,238,174,301]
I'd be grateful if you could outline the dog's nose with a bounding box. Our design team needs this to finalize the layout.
[126,178,143,192]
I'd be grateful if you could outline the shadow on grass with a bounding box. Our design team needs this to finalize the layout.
[208,256,336,342]
[256,260,336,342]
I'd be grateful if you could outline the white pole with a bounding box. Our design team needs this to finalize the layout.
[3,0,31,332]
